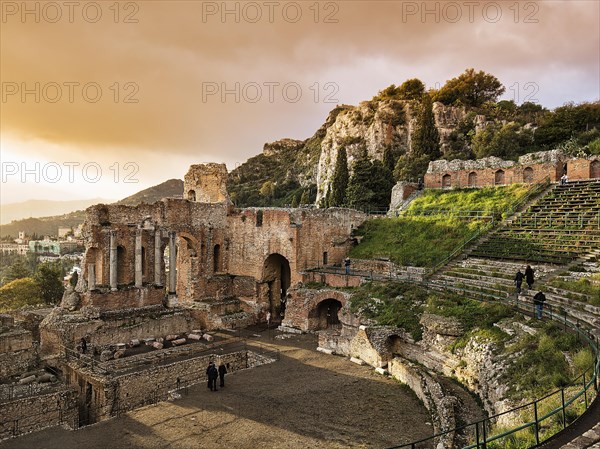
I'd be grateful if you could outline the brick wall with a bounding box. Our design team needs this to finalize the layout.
[0,388,77,441]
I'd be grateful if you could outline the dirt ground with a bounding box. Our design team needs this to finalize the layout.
[0,332,434,449]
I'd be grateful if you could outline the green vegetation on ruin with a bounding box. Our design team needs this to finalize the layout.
[549,275,600,306]
[404,184,531,218]
[347,281,426,341]
[349,216,483,267]
[503,321,593,399]
[349,184,533,266]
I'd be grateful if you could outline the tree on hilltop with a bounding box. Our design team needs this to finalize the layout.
[434,68,505,107]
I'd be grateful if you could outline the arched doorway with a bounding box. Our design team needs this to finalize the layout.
[313,298,342,330]
[523,167,534,183]
[116,246,127,285]
[442,174,452,188]
[187,190,196,201]
[262,254,291,318]
[494,170,505,185]
[213,244,222,273]
[591,160,600,179]
[86,247,103,286]
[176,235,198,300]
[468,172,477,187]
[386,335,403,360]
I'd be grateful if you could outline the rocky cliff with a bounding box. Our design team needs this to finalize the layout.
[228,98,471,207]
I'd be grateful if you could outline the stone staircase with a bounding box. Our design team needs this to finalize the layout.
[470,180,600,265]
[426,182,600,448]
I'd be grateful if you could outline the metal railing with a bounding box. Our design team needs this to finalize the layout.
[385,282,599,449]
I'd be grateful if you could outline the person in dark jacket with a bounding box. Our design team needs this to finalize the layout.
[525,265,535,289]
[218,362,227,388]
[514,270,524,294]
[344,257,351,275]
[206,362,218,391]
[533,291,546,319]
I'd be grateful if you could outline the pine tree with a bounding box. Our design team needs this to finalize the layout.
[329,147,349,207]
[412,93,441,159]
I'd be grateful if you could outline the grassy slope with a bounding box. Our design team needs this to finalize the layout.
[350,185,531,267]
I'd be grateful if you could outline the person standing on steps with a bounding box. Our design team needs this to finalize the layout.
[514,270,524,294]
[344,257,351,275]
[525,265,535,290]
[218,361,227,388]
[266,311,271,328]
[533,291,546,319]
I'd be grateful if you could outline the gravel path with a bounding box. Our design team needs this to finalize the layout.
[0,333,433,449]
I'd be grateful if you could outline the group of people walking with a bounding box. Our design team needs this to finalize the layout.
[206,361,227,391]
[514,265,546,319]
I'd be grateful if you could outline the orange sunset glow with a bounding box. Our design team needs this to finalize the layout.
[1,0,599,205]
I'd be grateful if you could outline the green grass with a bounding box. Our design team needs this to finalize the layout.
[347,281,428,340]
[425,293,513,332]
[550,276,600,306]
[350,216,485,267]
[404,184,531,217]
[503,321,591,398]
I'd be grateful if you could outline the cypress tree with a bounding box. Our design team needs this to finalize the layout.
[412,93,441,159]
[346,147,374,211]
[329,147,349,207]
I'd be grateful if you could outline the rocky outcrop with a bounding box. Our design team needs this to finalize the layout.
[60,285,81,311]
[316,100,413,203]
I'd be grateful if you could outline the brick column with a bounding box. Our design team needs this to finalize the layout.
[169,231,177,295]
[135,229,143,288]
[109,230,117,291]
[154,229,162,286]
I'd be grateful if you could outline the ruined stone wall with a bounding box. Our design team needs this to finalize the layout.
[0,328,32,353]
[184,163,230,204]
[64,349,274,423]
[423,151,600,189]
[301,272,362,288]
[0,349,37,379]
[81,286,165,311]
[0,328,37,379]
[568,157,600,180]
[282,288,350,332]
[40,308,193,355]
[0,388,77,441]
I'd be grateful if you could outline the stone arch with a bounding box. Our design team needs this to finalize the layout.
[468,171,477,187]
[590,160,600,179]
[385,334,403,360]
[494,169,505,185]
[262,253,291,317]
[175,233,200,299]
[309,298,342,331]
[523,167,534,183]
[116,246,127,285]
[85,247,103,287]
[187,190,196,201]
[442,173,452,188]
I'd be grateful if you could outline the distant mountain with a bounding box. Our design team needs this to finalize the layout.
[0,179,183,238]
[0,198,113,225]
[115,179,183,205]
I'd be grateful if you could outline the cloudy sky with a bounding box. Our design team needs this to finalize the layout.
[1,0,598,205]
